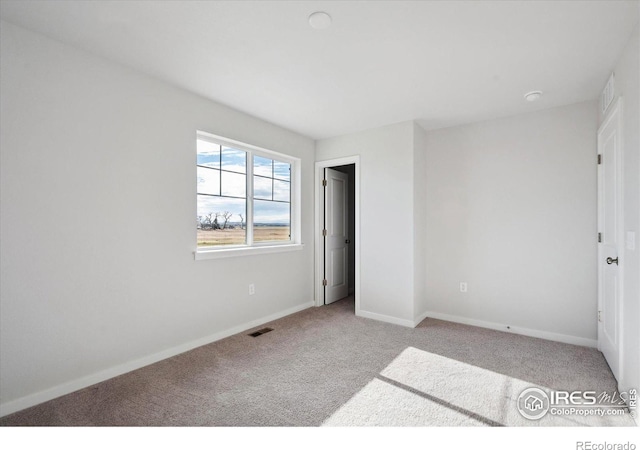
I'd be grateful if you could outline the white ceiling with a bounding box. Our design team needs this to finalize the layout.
[1,1,638,139]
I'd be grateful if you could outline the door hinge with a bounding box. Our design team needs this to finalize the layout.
[322,179,327,187]
[597,154,602,165]
[598,310,602,322]
[322,279,328,286]
[322,229,327,237]
[598,232,602,243]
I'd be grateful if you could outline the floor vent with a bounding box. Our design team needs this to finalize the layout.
[248,327,273,337]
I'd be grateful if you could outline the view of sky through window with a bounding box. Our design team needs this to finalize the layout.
[196,137,291,246]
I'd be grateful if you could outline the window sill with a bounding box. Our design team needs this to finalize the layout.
[194,243,304,260]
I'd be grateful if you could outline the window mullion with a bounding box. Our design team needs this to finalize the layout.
[246,152,254,246]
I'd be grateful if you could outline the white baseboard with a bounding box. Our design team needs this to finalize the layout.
[415,310,597,348]
[357,309,414,328]
[0,301,314,418]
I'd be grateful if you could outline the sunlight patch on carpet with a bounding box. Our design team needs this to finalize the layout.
[323,347,634,427]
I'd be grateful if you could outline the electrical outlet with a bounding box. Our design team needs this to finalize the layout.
[460,282,468,293]
[249,283,255,295]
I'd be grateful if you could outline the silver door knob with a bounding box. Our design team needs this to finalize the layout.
[606,257,618,265]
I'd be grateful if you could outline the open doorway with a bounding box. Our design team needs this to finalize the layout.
[315,157,360,314]
[323,164,355,304]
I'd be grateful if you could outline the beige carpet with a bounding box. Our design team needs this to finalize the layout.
[0,297,633,426]
[323,347,631,426]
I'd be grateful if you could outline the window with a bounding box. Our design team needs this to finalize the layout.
[196,132,299,256]
[253,155,291,242]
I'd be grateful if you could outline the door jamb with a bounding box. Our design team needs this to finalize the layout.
[315,156,360,316]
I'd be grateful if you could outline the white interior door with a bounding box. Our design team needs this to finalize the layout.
[597,99,623,382]
[324,168,348,304]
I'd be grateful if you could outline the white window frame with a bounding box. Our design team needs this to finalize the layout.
[194,131,303,260]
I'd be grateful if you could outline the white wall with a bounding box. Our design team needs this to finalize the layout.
[316,122,416,324]
[600,24,639,398]
[422,101,599,345]
[413,124,428,323]
[0,22,315,415]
